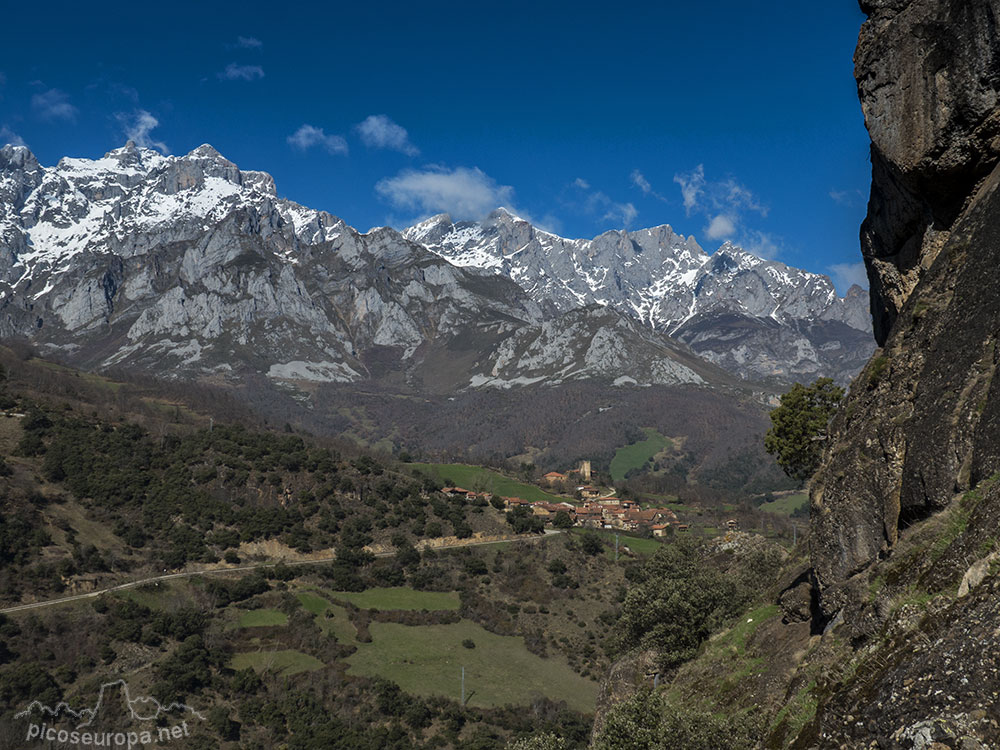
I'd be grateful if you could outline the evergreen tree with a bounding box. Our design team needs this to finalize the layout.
[764,377,844,481]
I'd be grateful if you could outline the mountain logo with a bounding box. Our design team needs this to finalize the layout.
[13,679,205,748]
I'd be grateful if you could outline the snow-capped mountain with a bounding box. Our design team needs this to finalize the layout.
[406,210,874,383]
[0,142,717,391]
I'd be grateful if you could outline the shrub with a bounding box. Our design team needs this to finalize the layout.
[593,689,762,750]
[580,532,603,556]
[868,355,889,387]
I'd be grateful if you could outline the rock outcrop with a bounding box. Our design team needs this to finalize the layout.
[812,0,1000,606]
[856,0,1000,344]
[590,4,1000,748]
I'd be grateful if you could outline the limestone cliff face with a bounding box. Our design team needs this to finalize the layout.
[856,0,1000,344]
[812,0,1000,612]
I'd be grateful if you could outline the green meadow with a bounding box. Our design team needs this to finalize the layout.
[347,619,598,712]
[412,463,564,503]
[610,428,675,482]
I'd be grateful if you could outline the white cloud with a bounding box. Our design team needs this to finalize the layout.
[740,230,781,260]
[705,214,736,240]
[567,177,638,228]
[584,191,637,227]
[116,110,168,153]
[829,188,866,207]
[218,63,265,81]
[829,261,869,292]
[0,126,25,147]
[237,36,262,49]
[675,164,777,253]
[534,213,564,235]
[603,200,638,226]
[355,114,418,156]
[631,169,652,194]
[31,88,77,122]
[723,179,767,217]
[674,164,705,216]
[287,124,348,155]
[376,165,514,221]
[631,168,670,203]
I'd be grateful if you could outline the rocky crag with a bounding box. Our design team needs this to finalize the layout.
[802,0,1000,743]
[813,0,1000,620]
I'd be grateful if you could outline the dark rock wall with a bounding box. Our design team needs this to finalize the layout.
[812,0,1000,612]
[856,0,1000,343]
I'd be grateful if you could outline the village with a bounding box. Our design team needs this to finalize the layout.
[440,460,741,538]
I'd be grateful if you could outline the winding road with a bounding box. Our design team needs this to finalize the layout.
[0,531,557,615]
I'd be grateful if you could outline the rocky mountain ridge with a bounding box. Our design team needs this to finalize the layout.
[407,209,874,383]
[0,141,871,392]
[0,142,722,392]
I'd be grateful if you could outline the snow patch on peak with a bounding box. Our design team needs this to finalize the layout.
[402,213,454,242]
[186,144,230,162]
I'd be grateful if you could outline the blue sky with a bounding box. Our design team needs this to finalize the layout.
[1,1,870,292]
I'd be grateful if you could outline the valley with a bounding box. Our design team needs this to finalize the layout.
[7,0,1000,745]
[0,347,798,748]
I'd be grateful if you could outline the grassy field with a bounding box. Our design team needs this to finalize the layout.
[297,591,330,615]
[297,591,357,642]
[33,359,124,392]
[610,428,674,483]
[411,463,564,503]
[347,620,598,712]
[119,583,181,611]
[236,609,288,628]
[640,493,680,507]
[759,492,808,516]
[326,587,460,611]
[231,649,324,676]
[572,527,664,558]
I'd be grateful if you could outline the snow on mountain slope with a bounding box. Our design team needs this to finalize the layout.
[405,209,874,383]
[0,143,713,391]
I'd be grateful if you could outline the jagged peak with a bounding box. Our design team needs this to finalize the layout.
[241,169,277,196]
[0,142,40,171]
[187,143,226,159]
[183,144,240,170]
[101,141,166,168]
[489,206,527,223]
[402,213,457,243]
[414,212,453,229]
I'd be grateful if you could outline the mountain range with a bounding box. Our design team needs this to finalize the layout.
[408,209,873,383]
[0,141,873,396]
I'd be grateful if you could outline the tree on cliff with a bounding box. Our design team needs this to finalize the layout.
[764,378,844,481]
